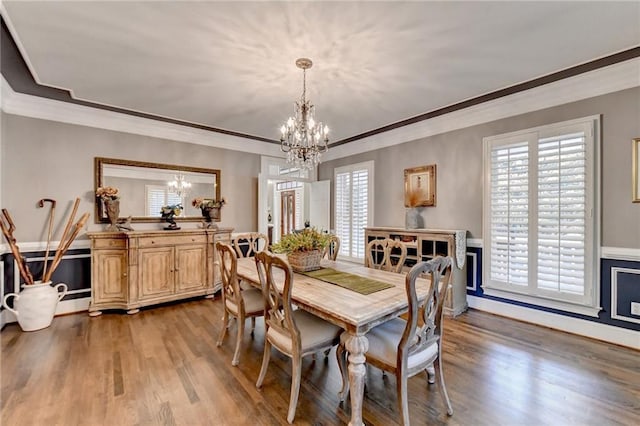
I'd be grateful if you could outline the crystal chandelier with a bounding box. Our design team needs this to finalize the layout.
[167,172,191,197]
[280,58,329,170]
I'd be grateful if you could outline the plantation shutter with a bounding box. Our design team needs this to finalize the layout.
[537,132,586,295]
[351,169,369,259]
[146,186,166,216]
[483,116,597,312]
[334,161,373,261]
[489,141,529,287]
[146,186,183,216]
[335,171,351,258]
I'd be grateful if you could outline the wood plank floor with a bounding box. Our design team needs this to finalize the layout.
[2,297,638,425]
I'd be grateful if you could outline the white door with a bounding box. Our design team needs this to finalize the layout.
[309,180,330,232]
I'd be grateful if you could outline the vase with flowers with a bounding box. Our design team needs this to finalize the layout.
[192,197,226,228]
[161,203,183,230]
[405,188,424,229]
[96,186,120,231]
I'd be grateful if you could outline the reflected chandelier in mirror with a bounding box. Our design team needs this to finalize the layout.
[94,157,221,224]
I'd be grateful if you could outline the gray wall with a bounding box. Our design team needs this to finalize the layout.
[1,114,260,241]
[319,87,640,249]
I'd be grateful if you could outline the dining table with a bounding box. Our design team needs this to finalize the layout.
[235,256,433,426]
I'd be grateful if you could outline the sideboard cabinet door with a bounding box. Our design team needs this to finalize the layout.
[175,244,207,292]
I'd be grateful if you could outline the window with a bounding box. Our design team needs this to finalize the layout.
[334,161,374,262]
[146,185,182,216]
[483,116,600,315]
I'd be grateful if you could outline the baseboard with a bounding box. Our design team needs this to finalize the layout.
[467,295,640,350]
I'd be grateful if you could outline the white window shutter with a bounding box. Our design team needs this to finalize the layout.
[334,161,373,261]
[537,133,586,295]
[483,116,598,312]
[489,142,529,287]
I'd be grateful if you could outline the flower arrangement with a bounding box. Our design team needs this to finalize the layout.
[271,227,331,254]
[191,197,227,209]
[161,203,183,217]
[96,186,119,201]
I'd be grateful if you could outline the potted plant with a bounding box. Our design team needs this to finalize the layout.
[271,227,331,272]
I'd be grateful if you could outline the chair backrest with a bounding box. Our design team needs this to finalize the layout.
[254,251,301,352]
[216,242,244,313]
[366,238,407,273]
[233,232,268,258]
[399,256,452,363]
[323,235,340,261]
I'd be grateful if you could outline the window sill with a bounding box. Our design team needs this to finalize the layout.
[481,287,602,317]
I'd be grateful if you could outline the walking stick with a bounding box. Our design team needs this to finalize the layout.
[38,198,56,280]
[0,209,34,284]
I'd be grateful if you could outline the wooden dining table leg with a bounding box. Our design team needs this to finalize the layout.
[344,331,369,426]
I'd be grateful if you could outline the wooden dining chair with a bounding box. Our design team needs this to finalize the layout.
[323,234,340,260]
[366,238,407,273]
[233,232,268,258]
[215,242,265,366]
[337,256,454,425]
[254,251,342,424]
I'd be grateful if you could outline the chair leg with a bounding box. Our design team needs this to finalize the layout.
[336,343,349,402]
[251,317,256,336]
[232,315,244,366]
[287,355,302,424]
[396,371,409,426]
[426,362,435,384]
[216,309,229,347]
[435,357,453,416]
[256,340,271,388]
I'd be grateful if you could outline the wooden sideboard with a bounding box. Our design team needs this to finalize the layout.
[87,228,232,315]
[364,227,468,316]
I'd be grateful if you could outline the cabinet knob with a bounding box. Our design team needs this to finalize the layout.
[123,272,127,277]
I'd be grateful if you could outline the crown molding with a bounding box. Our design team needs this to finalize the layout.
[1,77,284,158]
[323,58,640,161]
[2,57,639,162]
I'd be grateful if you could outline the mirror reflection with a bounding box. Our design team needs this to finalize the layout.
[95,157,221,223]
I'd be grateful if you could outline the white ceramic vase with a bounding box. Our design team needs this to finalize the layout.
[2,281,68,331]
[405,208,422,229]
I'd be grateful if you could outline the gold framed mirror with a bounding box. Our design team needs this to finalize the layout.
[94,157,221,223]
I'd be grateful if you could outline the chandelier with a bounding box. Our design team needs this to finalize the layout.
[167,172,191,197]
[280,58,329,170]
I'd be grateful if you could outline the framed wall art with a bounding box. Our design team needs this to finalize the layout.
[404,164,436,207]
[633,138,640,203]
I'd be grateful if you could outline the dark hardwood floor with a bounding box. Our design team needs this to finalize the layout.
[2,297,638,425]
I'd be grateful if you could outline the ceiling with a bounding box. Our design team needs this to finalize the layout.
[2,1,639,145]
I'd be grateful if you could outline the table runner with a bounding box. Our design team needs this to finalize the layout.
[300,267,394,295]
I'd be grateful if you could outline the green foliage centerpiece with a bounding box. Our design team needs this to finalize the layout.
[271,227,331,272]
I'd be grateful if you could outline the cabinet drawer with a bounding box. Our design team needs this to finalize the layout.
[138,234,207,247]
[92,238,127,249]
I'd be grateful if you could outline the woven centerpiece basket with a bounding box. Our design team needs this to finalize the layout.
[287,250,323,272]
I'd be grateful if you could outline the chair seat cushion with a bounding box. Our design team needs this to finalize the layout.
[366,317,438,370]
[268,310,341,353]
[225,288,264,316]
